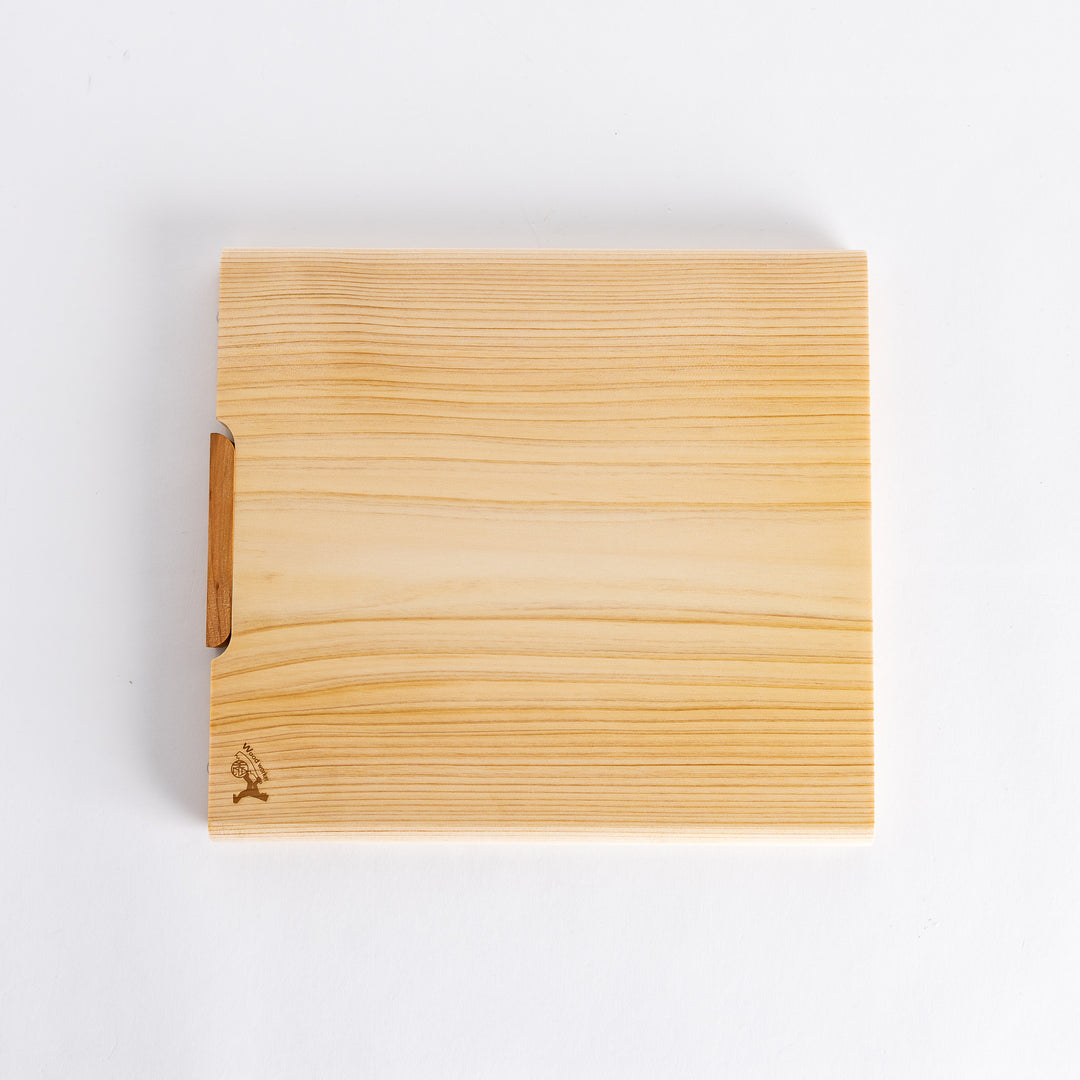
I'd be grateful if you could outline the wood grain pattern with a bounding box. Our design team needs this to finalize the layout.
[205,432,234,647]
[209,250,871,838]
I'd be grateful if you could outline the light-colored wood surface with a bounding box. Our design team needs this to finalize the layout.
[209,250,871,838]
[205,432,234,648]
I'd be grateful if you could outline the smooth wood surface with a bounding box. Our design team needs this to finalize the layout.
[205,432,234,647]
[209,250,872,838]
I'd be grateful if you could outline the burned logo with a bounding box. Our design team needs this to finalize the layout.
[231,743,269,803]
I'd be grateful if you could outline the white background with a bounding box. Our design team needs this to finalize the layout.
[2,1,1078,1076]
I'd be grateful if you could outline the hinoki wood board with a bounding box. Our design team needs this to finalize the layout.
[209,250,872,838]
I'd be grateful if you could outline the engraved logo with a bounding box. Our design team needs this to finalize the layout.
[231,743,269,803]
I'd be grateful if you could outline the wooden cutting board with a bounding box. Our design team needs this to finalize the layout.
[207,250,871,838]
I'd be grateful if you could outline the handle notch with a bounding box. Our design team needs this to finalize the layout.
[206,432,234,647]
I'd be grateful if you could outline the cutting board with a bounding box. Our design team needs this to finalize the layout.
[207,250,872,838]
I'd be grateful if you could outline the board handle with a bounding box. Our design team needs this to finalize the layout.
[206,433,235,647]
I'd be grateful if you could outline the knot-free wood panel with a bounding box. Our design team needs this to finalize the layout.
[209,250,871,838]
